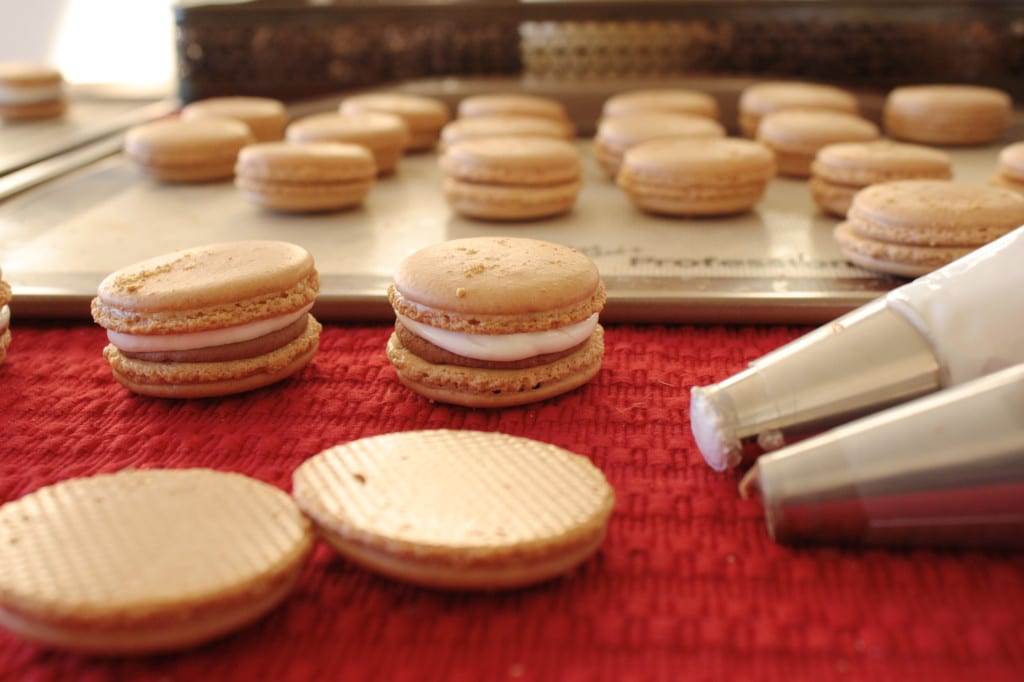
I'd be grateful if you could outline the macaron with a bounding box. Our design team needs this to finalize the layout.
[181,96,289,142]
[884,84,1012,146]
[456,93,575,137]
[286,111,410,174]
[339,93,450,151]
[0,266,10,365]
[292,430,615,590]
[738,80,859,138]
[756,108,880,178]
[385,236,607,407]
[0,61,66,121]
[91,240,322,398]
[439,115,571,151]
[834,179,1024,277]
[124,118,255,183]
[616,137,777,216]
[0,468,313,654]
[440,136,582,221]
[810,140,953,217]
[601,88,720,121]
[594,112,726,179]
[990,141,1024,194]
[234,141,376,212]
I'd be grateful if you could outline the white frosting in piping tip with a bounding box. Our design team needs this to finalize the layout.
[689,386,742,472]
[398,312,599,362]
[107,303,312,353]
[0,83,63,105]
[0,305,9,334]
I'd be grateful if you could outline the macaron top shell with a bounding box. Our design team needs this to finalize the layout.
[457,93,568,121]
[848,180,1024,245]
[340,93,451,129]
[597,112,726,147]
[758,109,879,152]
[183,96,285,119]
[602,88,720,119]
[390,237,605,333]
[441,116,570,146]
[0,61,62,86]
[813,140,952,183]
[236,141,376,181]
[93,241,318,333]
[286,112,411,146]
[441,137,581,186]
[740,81,859,116]
[885,84,1012,115]
[124,118,254,165]
[620,137,776,185]
[997,141,1024,180]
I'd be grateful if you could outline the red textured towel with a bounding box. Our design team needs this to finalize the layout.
[2,322,1022,682]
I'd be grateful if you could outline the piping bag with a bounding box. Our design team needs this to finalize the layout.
[738,364,1024,549]
[690,225,1024,472]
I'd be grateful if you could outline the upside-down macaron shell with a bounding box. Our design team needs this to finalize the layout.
[0,469,313,654]
[389,236,605,334]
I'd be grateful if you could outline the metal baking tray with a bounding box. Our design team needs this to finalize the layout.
[0,77,1015,324]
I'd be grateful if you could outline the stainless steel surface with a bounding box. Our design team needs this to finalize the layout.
[742,364,1024,549]
[691,299,942,469]
[0,78,1014,323]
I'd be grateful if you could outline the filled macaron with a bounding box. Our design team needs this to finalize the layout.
[91,240,322,398]
[385,237,606,407]
[0,266,10,365]
[0,61,66,121]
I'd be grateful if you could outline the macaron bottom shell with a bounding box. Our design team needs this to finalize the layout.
[386,325,604,408]
[0,97,66,121]
[833,222,973,278]
[442,177,581,221]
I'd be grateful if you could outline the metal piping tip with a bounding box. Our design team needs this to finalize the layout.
[749,364,1024,550]
[690,298,943,470]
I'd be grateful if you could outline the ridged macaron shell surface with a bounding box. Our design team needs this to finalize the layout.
[0,469,313,654]
[389,237,604,333]
[292,430,615,590]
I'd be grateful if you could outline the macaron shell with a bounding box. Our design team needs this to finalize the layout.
[442,176,579,221]
[390,236,603,324]
[182,96,288,142]
[286,112,410,173]
[386,325,604,408]
[440,116,572,148]
[812,140,953,186]
[0,98,66,121]
[601,88,720,120]
[457,93,568,122]
[0,468,313,654]
[291,429,614,589]
[339,93,450,151]
[594,113,726,177]
[884,84,1012,145]
[124,118,254,182]
[739,80,859,136]
[846,180,1024,246]
[103,316,322,398]
[441,137,581,186]
[995,141,1024,182]
[833,221,971,278]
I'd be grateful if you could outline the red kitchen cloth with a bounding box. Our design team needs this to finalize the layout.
[2,322,1021,682]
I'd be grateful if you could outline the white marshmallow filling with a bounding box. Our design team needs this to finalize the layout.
[0,305,9,334]
[398,312,599,362]
[106,304,313,353]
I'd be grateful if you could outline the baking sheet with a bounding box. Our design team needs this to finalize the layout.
[0,79,1014,324]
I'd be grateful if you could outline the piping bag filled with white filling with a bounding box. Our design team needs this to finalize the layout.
[690,225,1024,472]
[738,364,1024,549]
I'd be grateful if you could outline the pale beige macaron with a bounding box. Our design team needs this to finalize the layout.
[601,88,720,121]
[457,93,575,137]
[990,141,1024,194]
[810,140,953,217]
[339,92,450,152]
[0,61,66,121]
[756,108,880,178]
[292,430,615,590]
[440,136,582,221]
[286,111,410,174]
[439,115,571,151]
[617,137,777,216]
[594,112,726,179]
[182,96,289,142]
[884,84,1012,146]
[738,80,859,138]
[235,141,376,212]
[834,179,1024,277]
[124,117,255,183]
[0,468,313,654]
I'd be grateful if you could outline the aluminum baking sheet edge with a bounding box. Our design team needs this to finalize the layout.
[0,136,1005,325]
